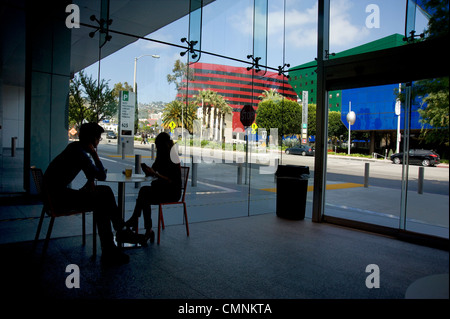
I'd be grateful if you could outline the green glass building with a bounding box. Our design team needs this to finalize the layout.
[288,34,406,112]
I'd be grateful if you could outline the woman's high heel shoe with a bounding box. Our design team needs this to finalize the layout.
[148,230,155,244]
[137,229,154,247]
[143,229,155,244]
[125,216,139,230]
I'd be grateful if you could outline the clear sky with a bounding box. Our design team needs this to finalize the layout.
[82,0,429,104]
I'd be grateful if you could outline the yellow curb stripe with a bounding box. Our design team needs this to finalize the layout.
[261,183,364,193]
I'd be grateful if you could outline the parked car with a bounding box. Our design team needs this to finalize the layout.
[390,149,440,167]
[285,145,315,156]
[106,131,117,139]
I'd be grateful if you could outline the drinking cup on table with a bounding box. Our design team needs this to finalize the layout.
[125,167,132,178]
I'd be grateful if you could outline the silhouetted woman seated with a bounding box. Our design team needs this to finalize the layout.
[125,132,182,244]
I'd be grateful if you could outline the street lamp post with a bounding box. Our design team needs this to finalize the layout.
[133,54,160,134]
[346,101,356,155]
[133,54,160,92]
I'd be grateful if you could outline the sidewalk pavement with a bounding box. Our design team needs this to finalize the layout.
[130,140,449,238]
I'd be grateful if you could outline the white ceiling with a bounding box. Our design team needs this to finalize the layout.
[71,0,215,74]
[1,0,215,86]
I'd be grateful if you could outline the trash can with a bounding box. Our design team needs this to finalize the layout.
[275,165,309,220]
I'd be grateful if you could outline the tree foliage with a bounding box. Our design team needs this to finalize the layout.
[412,1,449,149]
[69,71,117,126]
[423,0,449,40]
[166,59,195,92]
[258,89,283,103]
[113,82,133,101]
[69,75,88,129]
[395,77,449,148]
[255,99,302,137]
[416,78,449,146]
[328,111,347,140]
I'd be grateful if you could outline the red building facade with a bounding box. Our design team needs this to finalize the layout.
[177,62,297,131]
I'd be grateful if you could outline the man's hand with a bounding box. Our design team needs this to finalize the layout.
[87,143,100,162]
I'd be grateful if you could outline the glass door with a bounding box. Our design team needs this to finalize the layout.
[402,79,449,238]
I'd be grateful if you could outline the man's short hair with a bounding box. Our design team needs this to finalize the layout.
[79,123,104,144]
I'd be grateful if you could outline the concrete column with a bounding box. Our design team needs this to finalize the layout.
[24,0,72,192]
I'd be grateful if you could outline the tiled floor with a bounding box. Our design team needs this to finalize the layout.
[2,213,448,301]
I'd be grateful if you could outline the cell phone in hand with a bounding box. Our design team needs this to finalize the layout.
[141,163,152,176]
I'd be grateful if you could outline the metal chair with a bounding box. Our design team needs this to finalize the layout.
[157,166,190,244]
[30,166,97,256]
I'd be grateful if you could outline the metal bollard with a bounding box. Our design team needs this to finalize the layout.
[135,154,141,188]
[418,166,424,194]
[191,161,198,187]
[11,137,17,157]
[237,163,243,185]
[274,158,279,183]
[364,162,369,188]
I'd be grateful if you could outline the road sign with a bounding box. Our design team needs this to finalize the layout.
[118,90,136,156]
[302,91,308,143]
[240,104,255,127]
[119,90,136,136]
[251,123,258,134]
[302,91,308,123]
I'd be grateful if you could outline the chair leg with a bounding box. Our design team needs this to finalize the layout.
[160,206,165,230]
[82,212,86,246]
[42,216,55,255]
[92,213,97,257]
[32,208,46,251]
[183,202,189,237]
[157,205,162,245]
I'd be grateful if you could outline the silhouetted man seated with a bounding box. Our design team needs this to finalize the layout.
[43,122,137,265]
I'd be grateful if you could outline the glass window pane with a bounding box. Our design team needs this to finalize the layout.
[329,0,429,56]
[324,80,449,239]
[404,77,449,238]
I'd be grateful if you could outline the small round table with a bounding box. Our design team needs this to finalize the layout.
[103,173,155,247]
[103,173,155,219]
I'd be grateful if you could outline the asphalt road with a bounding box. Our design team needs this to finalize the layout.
[99,141,449,196]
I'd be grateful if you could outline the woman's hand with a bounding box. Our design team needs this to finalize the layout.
[141,163,156,177]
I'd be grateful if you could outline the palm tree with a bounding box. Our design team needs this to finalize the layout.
[163,100,182,129]
[162,100,197,134]
[194,89,214,128]
[182,101,198,134]
[216,98,232,141]
[259,88,282,102]
[193,89,232,140]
